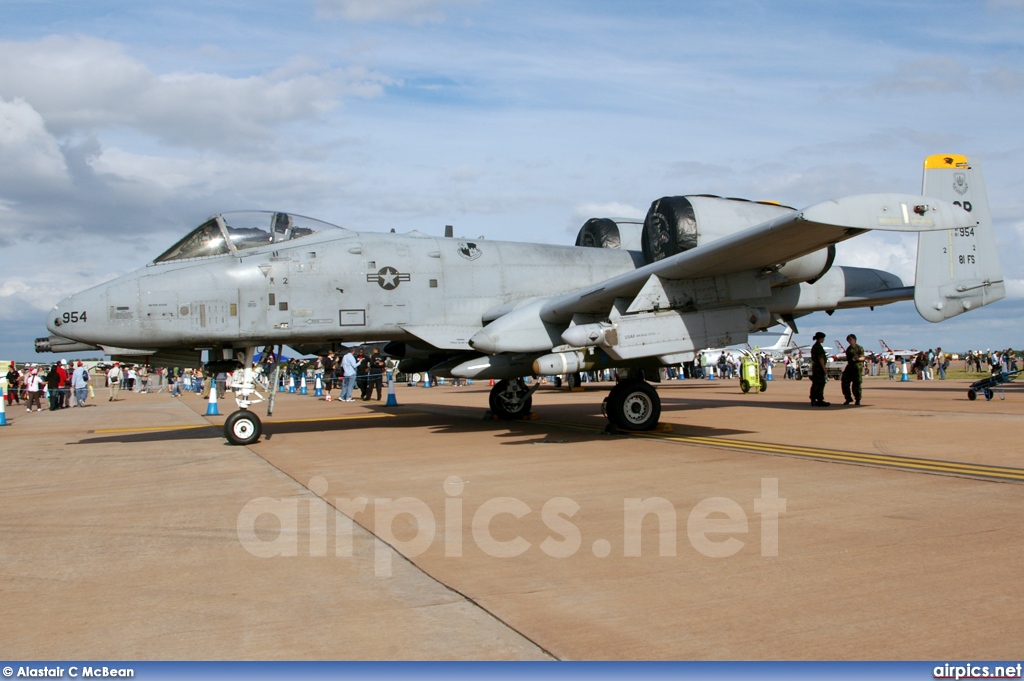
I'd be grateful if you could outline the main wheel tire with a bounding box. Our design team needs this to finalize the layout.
[740,379,750,394]
[967,389,977,401]
[489,379,533,419]
[224,409,262,446]
[984,388,994,401]
[606,380,661,431]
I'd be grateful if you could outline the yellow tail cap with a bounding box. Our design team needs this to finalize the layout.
[924,154,969,169]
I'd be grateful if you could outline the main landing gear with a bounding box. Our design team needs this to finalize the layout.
[602,379,661,432]
[488,378,536,419]
[487,376,663,432]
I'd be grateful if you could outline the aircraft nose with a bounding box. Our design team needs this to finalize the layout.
[47,295,76,336]
[47,285,108,343]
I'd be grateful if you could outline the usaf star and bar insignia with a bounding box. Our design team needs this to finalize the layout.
[367,266,411,290]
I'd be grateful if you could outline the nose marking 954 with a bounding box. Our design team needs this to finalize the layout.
[55,310,88,326]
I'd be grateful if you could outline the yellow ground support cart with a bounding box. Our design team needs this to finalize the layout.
[739,350,767,394]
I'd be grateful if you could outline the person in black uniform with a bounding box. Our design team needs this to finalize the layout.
[366,347,387,400]
[841,333,866,406]
[810,331,830,407]
[321,350,336,401]
[355,348,370,400]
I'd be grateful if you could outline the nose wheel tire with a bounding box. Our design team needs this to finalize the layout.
[224,409,262,446]
[606,380,661,431]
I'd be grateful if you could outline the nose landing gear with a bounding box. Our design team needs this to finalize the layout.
[222,346,269,446]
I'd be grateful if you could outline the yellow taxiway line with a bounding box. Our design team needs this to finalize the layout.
[479,409,1024,484]
[633,431,1024,483]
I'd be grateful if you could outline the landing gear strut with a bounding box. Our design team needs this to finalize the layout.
[488,378,535,419]
[223,346,267,446]
[603,379,661,431]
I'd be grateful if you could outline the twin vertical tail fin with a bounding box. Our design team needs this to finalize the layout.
[915,154,1005,322]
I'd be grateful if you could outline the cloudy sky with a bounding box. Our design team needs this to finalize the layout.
[2,0,1023,361]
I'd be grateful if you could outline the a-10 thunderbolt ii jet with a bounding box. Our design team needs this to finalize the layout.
[39,154,1004,444]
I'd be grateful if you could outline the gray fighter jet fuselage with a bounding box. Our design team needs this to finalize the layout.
[48,217,896,355]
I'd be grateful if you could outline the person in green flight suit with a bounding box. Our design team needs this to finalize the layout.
[841,333,866,406]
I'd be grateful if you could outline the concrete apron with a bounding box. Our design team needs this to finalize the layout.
[2,376,1022,659]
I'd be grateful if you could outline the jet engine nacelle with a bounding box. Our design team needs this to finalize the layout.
[774,245,836,286]
[575,218,644,251]
[641,195,796,264]
[576,196,835,284]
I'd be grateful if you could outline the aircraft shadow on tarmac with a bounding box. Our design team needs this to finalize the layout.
[658,394,837,411]
[70,402,753,447]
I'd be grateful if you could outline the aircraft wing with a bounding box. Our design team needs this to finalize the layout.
[539,193,971,323]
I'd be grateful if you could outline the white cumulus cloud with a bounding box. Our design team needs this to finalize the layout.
[0,36,395,152]
[0,97,71,193]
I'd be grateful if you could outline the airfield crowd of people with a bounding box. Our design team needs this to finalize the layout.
[3,342,1020,414]
[689,345,1019,382]
[294,346,389,402]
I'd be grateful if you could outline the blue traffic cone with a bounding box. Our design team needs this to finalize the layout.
[766,362,773,381]
[901,359,910,382]
[0,392,8,426]
[314,375,323,397]
[288,376,296,393]
[384,371,398,407]
[423,373,432,388]
[300,374,308,395]
[205,385,220,416]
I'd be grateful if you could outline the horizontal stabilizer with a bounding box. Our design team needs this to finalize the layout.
[798,193,976,233]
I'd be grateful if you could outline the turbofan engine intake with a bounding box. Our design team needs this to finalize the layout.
[641,195,796,265]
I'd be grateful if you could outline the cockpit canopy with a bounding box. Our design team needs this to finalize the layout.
[154,211,345,263]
